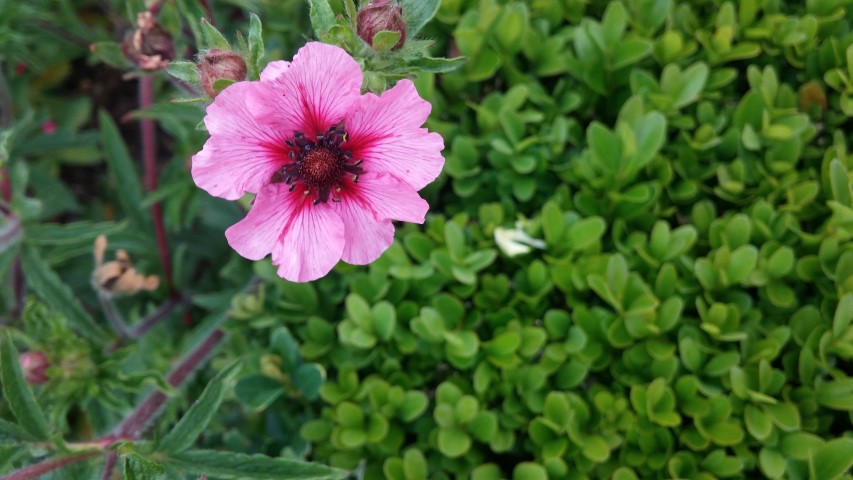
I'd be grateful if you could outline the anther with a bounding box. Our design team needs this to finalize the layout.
[332,197,341,202]
[304,189,310,195]
[285,140,294,147]
[352,175,359,183]
[353,159,362,166]
[344,151,353,158]
[288,184,296,192]
[313,198,321,205]
[288,151,295,159]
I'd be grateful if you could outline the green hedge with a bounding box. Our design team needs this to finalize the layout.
[219,0,853,478]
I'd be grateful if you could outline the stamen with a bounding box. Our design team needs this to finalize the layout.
[274,123,362,206]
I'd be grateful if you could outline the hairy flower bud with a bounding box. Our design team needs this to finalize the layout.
[357,0,406,50]
[122,12,175,70]
[20,351,49,385]
[198,50,248,97]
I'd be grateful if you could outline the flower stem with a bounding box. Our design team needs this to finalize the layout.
[139,75,175,296]
[114,328,225,437]
[99,451,118,480]
[2,452,100,480]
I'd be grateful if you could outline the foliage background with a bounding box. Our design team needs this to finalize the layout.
[1,0,853,479]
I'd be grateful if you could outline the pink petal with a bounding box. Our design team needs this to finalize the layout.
[225,184,295,261]
[192,81,288,200]
[273,194,346,282]
[226,184,346,282]
[260,60,290,83]
[334,172,428,265]
[260,42,363,138]
[344,79,445,191]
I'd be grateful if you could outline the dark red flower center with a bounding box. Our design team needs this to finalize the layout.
[270,122,364,205]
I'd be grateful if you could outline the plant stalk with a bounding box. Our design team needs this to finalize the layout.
[139,76,175,296]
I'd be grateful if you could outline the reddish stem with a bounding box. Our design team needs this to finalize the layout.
[115,329,225,437]
[100,452,118,480]
[139,76,175,295]
[2,452,100,480]
[198,0,214,24]
[0,171,10,203]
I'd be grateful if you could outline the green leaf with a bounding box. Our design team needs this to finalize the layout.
[829,158,852,207]
[372,301,396,341]
[166,61,199,86]
[612,39,652,69]
[90,41,131,69]
[437,427,471,458]
[158,361,241,453]
[407,56,467,73]
[20,245,106,343]
[234,375,284,410]
[25,221,126,246]
[402,449,427,480]
[400,0,440,37]
[247,13,264,81]
[98,110,148,228]
[673,62,709,109]
[567,217,606,251]
[308,0,336,38]
[513,462,548,480]
[0,331,50,440]
[163,449,347,479]
[293,363,325,400]
[200,18,230,50]
[372,31,402,52]
[810,438,853,480]
[124,454,165,480]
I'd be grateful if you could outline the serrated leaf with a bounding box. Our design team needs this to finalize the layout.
[163,449,347,479]
[0,331,50,440]
[125,454,165,480]
[98,110,148,228]
[20,245,106,343]
[400,0,439,38]
[158,361,242,453]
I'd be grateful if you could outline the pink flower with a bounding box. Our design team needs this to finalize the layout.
[191,42,444,282]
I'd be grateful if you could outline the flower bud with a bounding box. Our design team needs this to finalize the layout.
[198,50,248,97]
[122,12,175,70]
[19,351,49,385]
[357,0,406,50]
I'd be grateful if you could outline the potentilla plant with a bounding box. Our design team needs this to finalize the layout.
[0,0,458,479]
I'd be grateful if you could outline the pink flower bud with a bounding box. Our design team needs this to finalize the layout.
[197,50,248,97]
[121,12,175,70]
[357,0,407,50]
[19,351,49,385]
[41,120,57,135]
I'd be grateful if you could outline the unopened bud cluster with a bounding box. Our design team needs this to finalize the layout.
[197,49,248,97]
[122,12,175,70]
[357,0,407,50]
